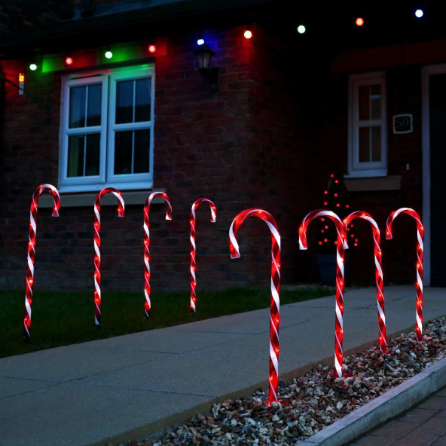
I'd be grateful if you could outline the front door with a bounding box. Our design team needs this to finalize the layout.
[423,65,446,286]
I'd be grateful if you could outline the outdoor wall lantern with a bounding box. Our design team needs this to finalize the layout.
[193,43,219,86]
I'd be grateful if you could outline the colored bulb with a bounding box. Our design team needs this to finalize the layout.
[244,30,253,39]
[297,25,306,34]
[415,9,424,18]
[29,63,37,71]
[356,17,364,27]
[19,73,25,82]
[65,57,73,65]
[105,51,113,59]
[197,38,205,46]
[149,45,156,53]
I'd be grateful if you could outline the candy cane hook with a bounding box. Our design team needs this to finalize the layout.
[94,188,125,326]
[23,184,60,340]
[229,209,281,406]
[144,192,172,319]
[386,208,424,341]
[190,198,217,313]
[299,210,349,377]
[344,211,387,354]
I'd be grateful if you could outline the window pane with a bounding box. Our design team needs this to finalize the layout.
[114,131,132,174]
[69,86,86,128]
[85,133,100,176]
[116,80,134,124]
[358,86,370,121]
[359,127,370,162]
[67,135,84,177]
[135,78,151,122]
[371,126,381,162]
[370,84,382,120]
[359,126,381,163]
[134,130,150,173]
[87,84,102,127]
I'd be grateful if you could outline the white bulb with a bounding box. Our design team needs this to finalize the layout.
[415,9,424,18]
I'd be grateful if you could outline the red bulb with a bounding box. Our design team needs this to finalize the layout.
[356,17,364,27]
[65,57,73,65]
[149,45,156,53]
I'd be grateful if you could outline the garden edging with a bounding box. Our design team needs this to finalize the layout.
[299,356,446,446]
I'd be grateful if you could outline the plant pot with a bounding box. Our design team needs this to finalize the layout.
[316,253,354,286]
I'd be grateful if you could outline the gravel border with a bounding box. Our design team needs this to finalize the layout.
[299,356,446,446]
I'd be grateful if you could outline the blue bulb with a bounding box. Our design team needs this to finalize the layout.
[415,9,424,18]
[197,38,205,46]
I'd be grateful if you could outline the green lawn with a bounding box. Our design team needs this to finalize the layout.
[0,285,334,358]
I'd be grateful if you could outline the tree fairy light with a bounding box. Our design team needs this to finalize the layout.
[297,25,306,34]
[244,29,253,39]
[356,17,365,27]
[229,209,281,406]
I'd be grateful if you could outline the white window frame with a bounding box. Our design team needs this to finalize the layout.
[348,72,387,177]
[59,64,155,192]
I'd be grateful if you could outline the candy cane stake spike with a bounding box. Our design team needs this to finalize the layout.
[144,192,172,319]
[23,184,61,340]
[190,198,217,313]
[229,209,281,406]
[299,210,349,378]
[344,211,387,354]
[94,188,125,327]
[386,208,424,341]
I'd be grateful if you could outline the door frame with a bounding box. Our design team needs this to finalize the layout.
[420,64,446,286]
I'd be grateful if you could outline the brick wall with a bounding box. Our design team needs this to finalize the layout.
[0,22,425,293]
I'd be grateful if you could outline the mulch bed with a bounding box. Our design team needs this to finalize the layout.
[114,317,446,446]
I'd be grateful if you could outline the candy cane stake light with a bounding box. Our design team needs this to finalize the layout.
[94,188,125,327]
[190,198,217,313]
[386,208,424,341]
[23,184,61,340]
[144,192,172,319]
[344,211,387,353]
[229,209,281,406]
[299,210,349,378]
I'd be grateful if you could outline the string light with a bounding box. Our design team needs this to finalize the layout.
[244,29,253,39]
[356,17,365,27]
[105,50,113,59]
[148,45,156,53]
[197,38,205,46]
[297,25,306,34]
[65,56,73,66]
[29,63,37,71]
[415,9,424,18]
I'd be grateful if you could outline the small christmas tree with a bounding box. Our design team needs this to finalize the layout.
[318,173,357,250]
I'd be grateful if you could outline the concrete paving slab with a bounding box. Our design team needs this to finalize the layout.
[0,285,444,446]
[0,382,210,446]
[0,376,54,399]
[0,345,171,382]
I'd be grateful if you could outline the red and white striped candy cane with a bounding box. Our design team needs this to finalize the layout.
[386,208,424,341]
[190,198,217,313]
[229,209,281,406]
[144,192,172,319]
[299,210,349,377]
[23,184,61,340]
[94,188,125,326]
[344,211,387,354]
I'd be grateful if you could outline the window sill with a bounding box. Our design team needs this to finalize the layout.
[344,175,402,192]
[39,189,166,209]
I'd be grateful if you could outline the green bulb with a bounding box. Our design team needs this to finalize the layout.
[29,63,37,71]
[105,51,113,59]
